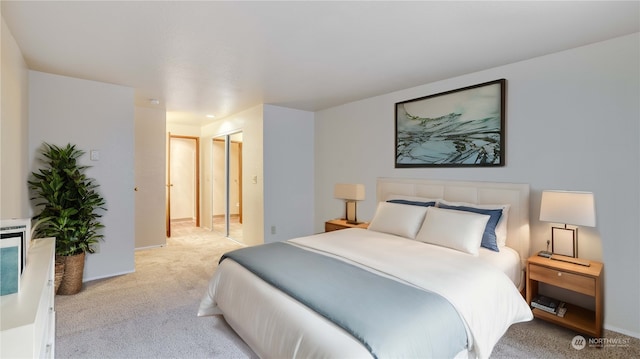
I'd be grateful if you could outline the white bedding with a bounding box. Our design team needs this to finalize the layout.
[478,245,523,289]
[199,228,532,359]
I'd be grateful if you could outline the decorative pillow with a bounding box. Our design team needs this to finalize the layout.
[368,202,429,239]
[437,200,510,251]
[387,199,437,207]
[415,207,490,255]
[385,194,440,203]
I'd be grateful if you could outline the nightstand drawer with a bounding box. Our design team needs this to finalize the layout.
[529,264,595,296]
[325,222,345,232]
[324,219,369,232]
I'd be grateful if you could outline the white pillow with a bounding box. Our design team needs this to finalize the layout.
[437,200,511,247]
[415,207,490,255]
[496,205,509,247]
[367,202,429,239]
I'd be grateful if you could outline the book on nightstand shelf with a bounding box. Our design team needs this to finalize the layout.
[531,295,561,314]
[556,302,567,317]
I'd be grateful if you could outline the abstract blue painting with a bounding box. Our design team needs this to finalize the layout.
[395,79,505,167]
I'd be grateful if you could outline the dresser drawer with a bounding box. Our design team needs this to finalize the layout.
[529,264,595,296]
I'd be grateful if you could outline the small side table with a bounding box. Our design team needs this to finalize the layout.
[324,219,369,232]
[526,254,603,338]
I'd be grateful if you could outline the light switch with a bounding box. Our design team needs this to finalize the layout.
[252,175,258,184]
[90,150,100,161]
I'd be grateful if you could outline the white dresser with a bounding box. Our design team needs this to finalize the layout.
[1,238,56,358]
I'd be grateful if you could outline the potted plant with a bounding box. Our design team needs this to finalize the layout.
[28,143,106,295]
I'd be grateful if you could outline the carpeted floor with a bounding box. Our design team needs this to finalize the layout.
[55,222,257,359]
[56,223,639,358]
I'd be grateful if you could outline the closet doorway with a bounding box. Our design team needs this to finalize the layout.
[166,134,200,237]
[211,132,243,241]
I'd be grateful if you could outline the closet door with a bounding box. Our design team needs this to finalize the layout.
[229,132,243,240]
[211,132,243,240]
[211,136,228,236]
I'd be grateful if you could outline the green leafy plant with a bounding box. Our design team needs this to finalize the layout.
[28,143,106,256]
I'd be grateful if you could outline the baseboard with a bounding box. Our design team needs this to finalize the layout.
[171,218,196,223]
[83,269,135,282]
[135,244,166,251]
[605,324,640,339]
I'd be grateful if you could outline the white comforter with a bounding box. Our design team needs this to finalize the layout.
[290,229,533,358]
[200,228,533,359]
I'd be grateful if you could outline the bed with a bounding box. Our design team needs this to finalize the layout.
[199,178,534,358]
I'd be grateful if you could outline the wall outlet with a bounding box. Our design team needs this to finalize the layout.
[270,226,276,235]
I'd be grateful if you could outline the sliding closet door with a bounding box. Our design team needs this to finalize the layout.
[211,132,243,240]
[229,132,243,240]
[211,136,228,236]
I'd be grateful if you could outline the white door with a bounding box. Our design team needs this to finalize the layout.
[134,107,167,248]
[169,137,197,221]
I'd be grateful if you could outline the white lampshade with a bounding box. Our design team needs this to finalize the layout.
[539,190,596,227]
[334,183,365,201]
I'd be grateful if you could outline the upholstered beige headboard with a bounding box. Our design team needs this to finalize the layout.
[377,178,531,263]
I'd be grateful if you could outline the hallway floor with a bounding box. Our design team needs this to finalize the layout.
[172,218,243,243]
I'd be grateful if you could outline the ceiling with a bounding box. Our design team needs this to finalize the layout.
[2,1,638,125]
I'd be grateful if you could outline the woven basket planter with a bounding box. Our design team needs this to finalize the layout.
[54,256,65,294]
[57,252,85,295]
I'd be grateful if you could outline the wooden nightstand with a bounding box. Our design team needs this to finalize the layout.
[324,219,369,232]
[526,254,603,338]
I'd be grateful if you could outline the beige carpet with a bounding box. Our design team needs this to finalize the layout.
[55,222,257,359]
[56,223,639,358]
[492,318,639,359]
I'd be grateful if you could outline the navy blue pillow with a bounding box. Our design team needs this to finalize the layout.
[387,199,437,207]
[437,204,503,252]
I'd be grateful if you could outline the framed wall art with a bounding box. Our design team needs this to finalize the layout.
[395,79,506,167]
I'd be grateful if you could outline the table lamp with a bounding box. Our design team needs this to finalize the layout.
[539,190,595,266]
[334,183,365,224]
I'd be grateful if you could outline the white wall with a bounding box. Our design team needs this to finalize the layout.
[263,105,315,242]
[29,71,135,281]
[201,105,264,246]
[134,106,166,249]
[314,33,640,337]
[1,17,29,219]
[167,122,201,137]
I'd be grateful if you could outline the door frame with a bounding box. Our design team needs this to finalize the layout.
[167,134,200,237]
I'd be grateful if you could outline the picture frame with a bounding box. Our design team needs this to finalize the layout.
[0,235,21,295]
[395,79,506,167]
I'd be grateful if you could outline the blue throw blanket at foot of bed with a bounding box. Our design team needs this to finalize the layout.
[221,242,467,359]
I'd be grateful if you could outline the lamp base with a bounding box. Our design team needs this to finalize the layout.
[538,251,552,258]
[550,254,591,267]
[345,201,359,224]
[551,226,577,258]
